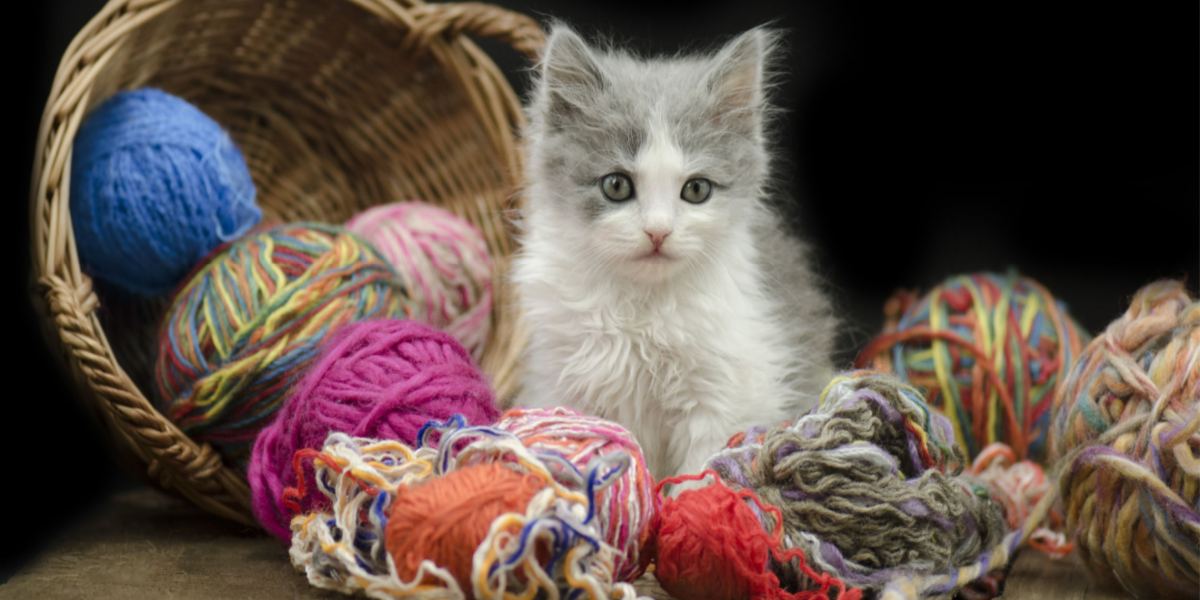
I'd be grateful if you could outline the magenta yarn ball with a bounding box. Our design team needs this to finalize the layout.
[248,319,500,541]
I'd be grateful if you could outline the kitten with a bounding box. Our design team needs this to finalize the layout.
[512,24,837,478]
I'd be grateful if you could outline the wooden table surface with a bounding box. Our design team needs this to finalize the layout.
[1,488,1132,599]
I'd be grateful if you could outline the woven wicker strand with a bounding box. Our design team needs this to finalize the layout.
[31,0,543,526]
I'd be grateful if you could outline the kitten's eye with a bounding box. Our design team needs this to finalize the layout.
[681,178,713,204]
[600,173,635,202]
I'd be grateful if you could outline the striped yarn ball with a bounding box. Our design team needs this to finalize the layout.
[154,223,411,461]
[1050,280,1198,599]
[495,407,657,582]
[857,271,1089,460]
[346,202,492,358]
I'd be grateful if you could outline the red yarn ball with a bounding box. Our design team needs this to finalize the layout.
[654,474,860,600]
[656,483,773,599]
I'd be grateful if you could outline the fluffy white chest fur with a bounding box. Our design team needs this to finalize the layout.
[512,24,835,478]
[514,231,799,477]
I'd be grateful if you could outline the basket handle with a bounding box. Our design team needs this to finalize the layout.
[403,2,545,58]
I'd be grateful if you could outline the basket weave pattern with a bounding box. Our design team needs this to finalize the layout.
[31,0,542,525]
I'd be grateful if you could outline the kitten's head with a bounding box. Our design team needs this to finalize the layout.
[524,24,778,283]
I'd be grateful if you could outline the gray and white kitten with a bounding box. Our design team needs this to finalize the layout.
[512,24,837,477]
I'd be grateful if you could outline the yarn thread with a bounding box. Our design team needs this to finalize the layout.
[856,271,1088,460]
[286,423,643,599]
[704,371,1008,594]
[155,223,410,460]
[347,202,493,357]
[1049,280,1198,598]
[71,88,261,296]
[495,407,657,582]
[248,319,499,541]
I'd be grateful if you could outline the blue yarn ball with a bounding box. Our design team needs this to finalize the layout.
[70,88,262,296]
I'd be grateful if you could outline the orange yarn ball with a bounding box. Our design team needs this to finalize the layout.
[384,463,544,595]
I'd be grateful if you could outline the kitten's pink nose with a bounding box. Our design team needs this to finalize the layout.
[645,228,671,250]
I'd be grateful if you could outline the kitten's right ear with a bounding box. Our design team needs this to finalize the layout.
[704,28,775,136]
[539,24,605,127]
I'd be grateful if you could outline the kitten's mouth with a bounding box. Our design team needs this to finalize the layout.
[638,249,674,261]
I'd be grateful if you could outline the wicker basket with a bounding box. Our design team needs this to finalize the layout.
[30,0,542,526]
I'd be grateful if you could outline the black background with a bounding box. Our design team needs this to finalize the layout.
[12,0,1197,577]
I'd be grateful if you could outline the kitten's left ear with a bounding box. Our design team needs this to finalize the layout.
[538,24,607,130]
[706,28,777,133]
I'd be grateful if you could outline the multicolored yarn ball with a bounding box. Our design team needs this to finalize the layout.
[1049,280,1198,599]
[655,472,861,600]
[248,319,499,541]
[696,371,1009,597]
[71,88,261,296]
[495,407,657,582]
[347,202,493,358]
[286,424,640,599]
[856,271,1089,460]
[154,223,410,461]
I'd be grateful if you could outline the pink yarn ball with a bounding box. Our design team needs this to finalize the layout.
[248,319,500,541]
[495,407,658,582]
[346,202,493,358]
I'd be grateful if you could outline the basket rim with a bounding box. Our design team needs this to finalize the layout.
[30,0,542,526]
